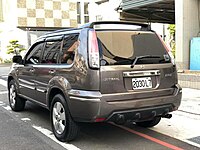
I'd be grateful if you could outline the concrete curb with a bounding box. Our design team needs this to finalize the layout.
[0,63,12,67]
[178,73,200,90]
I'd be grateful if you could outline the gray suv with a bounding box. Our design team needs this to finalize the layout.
[8,21,182,142]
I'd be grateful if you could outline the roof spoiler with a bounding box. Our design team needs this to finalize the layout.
[80,21,151,30]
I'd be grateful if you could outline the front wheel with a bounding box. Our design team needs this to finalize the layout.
[50,94,79,142]
[8,80,26,111]
[136,117,161,127]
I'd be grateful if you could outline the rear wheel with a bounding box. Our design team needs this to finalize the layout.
[8,80,26,111]
[136,117,161,127]
[50,94,79,142]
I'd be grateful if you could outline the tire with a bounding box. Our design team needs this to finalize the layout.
[8,80,26,111]
[50,94,79,142]
[136,117,161,127]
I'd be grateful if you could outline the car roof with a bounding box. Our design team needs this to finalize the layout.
[37,21,151,41]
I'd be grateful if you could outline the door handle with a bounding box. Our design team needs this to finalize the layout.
[49,70,56,74]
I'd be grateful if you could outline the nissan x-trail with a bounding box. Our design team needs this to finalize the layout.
[8,21,182,142]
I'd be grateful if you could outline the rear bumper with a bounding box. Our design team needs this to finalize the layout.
[68,84,182,122]
[107,104,173,123]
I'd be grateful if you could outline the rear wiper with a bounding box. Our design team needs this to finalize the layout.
[131,55,161,68]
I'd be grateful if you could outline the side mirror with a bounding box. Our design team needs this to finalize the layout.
[12,55,23,64]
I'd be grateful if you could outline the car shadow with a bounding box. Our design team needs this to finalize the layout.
[19,101,195,150]
[22,102,150,149]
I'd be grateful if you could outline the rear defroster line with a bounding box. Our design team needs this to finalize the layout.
[110,122,184,150]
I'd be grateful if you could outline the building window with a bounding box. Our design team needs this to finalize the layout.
[77,2,81,24]
[77,1,89,25]
[84,2,89,23]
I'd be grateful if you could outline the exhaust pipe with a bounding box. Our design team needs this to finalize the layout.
[114,114,125,125]
[162,114,172,119]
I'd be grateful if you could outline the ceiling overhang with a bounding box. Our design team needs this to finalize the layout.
[119,0,175,24]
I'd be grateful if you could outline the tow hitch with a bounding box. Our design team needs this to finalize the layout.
[162,114,172,119]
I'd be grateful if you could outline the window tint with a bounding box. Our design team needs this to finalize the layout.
[26,42,44,64]
[61,34,79,64]
[96,31,170,66]
[41,41,61,64]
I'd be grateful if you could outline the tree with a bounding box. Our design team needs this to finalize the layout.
[7,40,25,55]
[167,25,176,57]
[168,24,175,37]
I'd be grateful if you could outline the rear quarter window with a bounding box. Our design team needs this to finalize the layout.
[61,34,79,64]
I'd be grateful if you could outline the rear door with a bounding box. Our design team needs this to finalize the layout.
[97,30,176,100]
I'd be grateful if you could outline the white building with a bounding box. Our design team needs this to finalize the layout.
[0,0,77,61]
[0,0,169,63]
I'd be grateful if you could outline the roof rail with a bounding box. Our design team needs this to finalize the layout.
[80,21,151,30]
[44,28,80,36]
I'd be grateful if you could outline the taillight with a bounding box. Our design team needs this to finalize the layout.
[88,29,100,69]
[156,33,176,65]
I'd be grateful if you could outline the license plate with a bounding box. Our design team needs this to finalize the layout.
[132,77,152,89]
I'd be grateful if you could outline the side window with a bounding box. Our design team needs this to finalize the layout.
[41,41,61,64]
[61,34,79,64]
[25,42,44,64]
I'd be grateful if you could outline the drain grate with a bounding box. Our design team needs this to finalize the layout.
[188,136,200,145]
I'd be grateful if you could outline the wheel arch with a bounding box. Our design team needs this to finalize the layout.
[7,76,14,87]
[47,76,72,111]
[48,87,66,109]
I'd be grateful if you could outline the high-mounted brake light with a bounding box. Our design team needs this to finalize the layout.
[88,29,100,68]
[156,33,175,65]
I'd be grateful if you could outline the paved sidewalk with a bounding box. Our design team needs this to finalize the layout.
[178,72,200,89]
[179,88,200,115]
[0,65,11,76]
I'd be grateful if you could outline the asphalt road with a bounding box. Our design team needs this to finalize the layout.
[0,65,200,150]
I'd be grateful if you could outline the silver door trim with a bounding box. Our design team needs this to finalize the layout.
[19,83,35,90]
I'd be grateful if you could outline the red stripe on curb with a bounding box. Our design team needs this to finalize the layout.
[111,123,184,150]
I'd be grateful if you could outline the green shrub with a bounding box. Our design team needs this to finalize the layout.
[0,57,3,63]
[3,59,12,63]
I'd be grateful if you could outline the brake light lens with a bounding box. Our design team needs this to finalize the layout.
[156,33,175,65]
[88,29,100,68]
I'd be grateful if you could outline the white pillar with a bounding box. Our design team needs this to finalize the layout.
[175,0,199,70]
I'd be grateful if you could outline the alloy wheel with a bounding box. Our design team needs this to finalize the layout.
[9,85,16,107]
[52,102,66,135]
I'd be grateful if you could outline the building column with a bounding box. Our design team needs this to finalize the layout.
[175,0,199,70]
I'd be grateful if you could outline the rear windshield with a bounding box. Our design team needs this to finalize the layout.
[96,31,171,66]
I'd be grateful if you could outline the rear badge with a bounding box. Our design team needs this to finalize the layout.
[103,78,120,81]
[165,73,172,77]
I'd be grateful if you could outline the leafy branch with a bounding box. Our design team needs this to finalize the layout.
[167,25,176,57]
[7,40,25,55]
